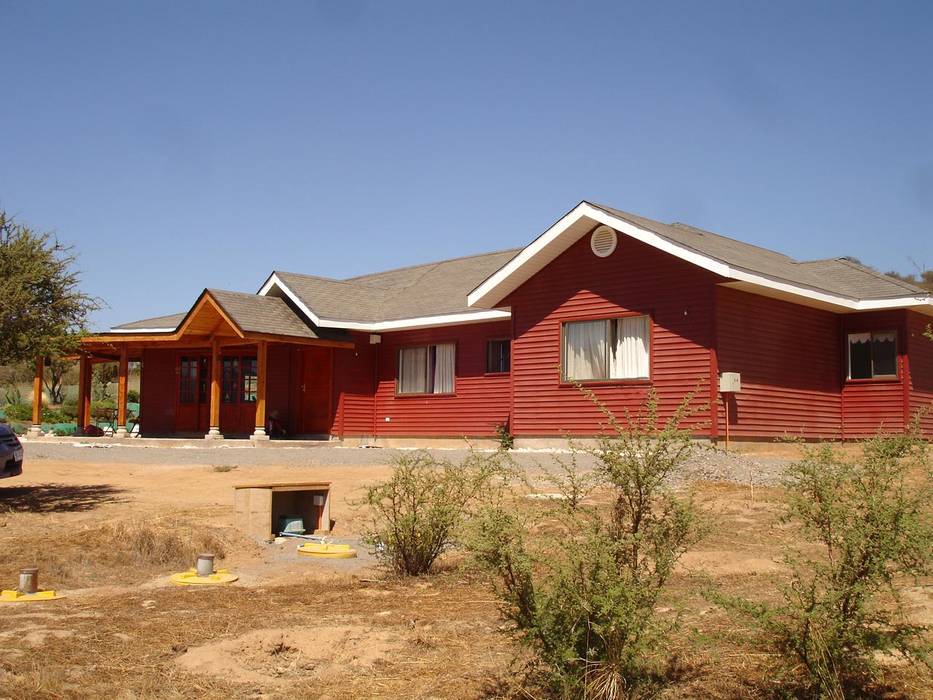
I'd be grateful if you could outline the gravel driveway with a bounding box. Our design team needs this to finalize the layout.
[22,440,793,487]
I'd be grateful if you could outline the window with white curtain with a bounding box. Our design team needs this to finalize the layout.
[847,331,897,379]
[397,343,456,394]
[562,315,650,381]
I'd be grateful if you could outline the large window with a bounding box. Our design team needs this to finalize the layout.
[397,343,455,395]
[221,357,240,403]
[179,357,199,404]
[848,331,897,379]
[562,315,650,382]
[486,339,510,374]
[241,357,258,403]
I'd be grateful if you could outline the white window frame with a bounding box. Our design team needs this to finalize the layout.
[560,315,651,383]
[396,342,456,395]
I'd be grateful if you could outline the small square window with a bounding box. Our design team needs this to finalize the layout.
[847,331,897,379]
[486,339,510,373]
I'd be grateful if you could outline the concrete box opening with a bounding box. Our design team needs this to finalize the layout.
[234,481,332,542]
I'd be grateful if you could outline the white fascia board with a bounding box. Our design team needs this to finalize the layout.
[468,202,933,313]
[259,273,511,331]
[109,327,177,333]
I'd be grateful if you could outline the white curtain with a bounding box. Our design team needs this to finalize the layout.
[564,320,607,381]
[398,347,427,394]
[848,332,871,346]
[611,316,650,379]
[432,343,455,394]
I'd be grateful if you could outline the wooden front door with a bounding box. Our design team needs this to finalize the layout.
[219,354,258,435]
[175,354,210,434]
[298,347,333,435]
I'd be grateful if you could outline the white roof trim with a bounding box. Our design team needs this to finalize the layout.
[109,326,177,333]
[467,202,933,313]
[258,273,511,332]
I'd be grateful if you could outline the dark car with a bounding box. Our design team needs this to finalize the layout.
[0,423,23,478]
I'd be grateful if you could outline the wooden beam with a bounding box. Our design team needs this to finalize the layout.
[77,355,90,434]
[30,357,44,432]
[254,340,268,438]
[116,345,129,437]
[207,337,222,439]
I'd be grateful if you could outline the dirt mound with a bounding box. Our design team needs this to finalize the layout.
[176,624,405,685]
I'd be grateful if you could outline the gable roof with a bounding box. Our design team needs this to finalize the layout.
[111,200,932,334]
[111,289,350,342]
[258,249,518,330]
[468,201,933,314]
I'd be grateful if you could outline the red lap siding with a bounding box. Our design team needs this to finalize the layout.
[841,310,907,438]
[332,334,377,437]
[907,311,933,437]
[140,349,176,435]
[505,235,716,436]
[372,321,512,437]
[716,287,843,439]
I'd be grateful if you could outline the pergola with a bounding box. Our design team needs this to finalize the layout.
[28,289,352,440]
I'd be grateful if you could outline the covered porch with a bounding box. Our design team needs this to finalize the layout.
[46,289,354,441]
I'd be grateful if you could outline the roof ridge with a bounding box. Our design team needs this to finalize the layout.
[274,271,376,290]
[343,247,523,283]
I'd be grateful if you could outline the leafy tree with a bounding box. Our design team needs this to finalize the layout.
[43,358,76,404]
[0,210,99,364]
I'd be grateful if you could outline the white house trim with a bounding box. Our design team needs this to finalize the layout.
[467,202,933,314]
[258,273,512,331]
[109,326,177,333]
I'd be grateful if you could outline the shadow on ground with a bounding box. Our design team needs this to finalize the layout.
[0,483,127,512]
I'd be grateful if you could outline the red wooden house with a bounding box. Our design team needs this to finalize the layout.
[69,201,932,443]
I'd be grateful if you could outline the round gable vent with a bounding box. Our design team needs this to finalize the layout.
[590,225,618,258]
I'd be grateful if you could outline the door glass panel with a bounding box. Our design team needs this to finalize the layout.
[179,357,197,404]
[222,358,239,403]
[241,357,257,403]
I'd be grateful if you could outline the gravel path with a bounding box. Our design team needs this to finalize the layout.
[22,440,793,487]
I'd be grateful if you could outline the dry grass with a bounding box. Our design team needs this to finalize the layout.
[0,468,930,698]
[0,516,245,588]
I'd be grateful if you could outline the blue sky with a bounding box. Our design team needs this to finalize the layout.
[1,1,931,330]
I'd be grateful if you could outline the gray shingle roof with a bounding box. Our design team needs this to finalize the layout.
[113,201,928,333]
[112,312,187,331]
[588,202,928,300]
[273,248,521,323]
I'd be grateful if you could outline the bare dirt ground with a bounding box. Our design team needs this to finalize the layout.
[1,443,930,699]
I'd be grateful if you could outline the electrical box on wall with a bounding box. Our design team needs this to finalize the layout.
[719,372,741,393]
[369,334,382,344]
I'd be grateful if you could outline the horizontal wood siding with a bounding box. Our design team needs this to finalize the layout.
[332,334,377,436]
[841,310,907,438]
[505,235,717,436]
[266,344,294,431]
[907,311,933,437]
[716,287,842,439]
[140,349,175,435]
[373,321,512,437]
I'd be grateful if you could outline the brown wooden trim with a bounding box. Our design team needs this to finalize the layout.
[255,340,268,432]
[77,356,90,431]
[209,338,221,432]
[117,346,129,429]
[32,357,44,426]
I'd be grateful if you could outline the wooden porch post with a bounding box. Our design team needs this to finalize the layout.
[115,346,129,437]
[76,355,90,435]
[206,337,223,439]
[28,357,44,437]
[251,340,270,442]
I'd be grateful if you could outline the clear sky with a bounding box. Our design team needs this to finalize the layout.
[1,1,931,330]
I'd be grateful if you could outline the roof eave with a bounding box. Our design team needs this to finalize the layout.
[466,201,933,315]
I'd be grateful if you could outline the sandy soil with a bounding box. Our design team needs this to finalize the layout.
[0,446,930,699]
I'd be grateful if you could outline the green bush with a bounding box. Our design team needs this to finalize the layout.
[715,423,933,698]
[60,397,79,420]
[362,450,508,576]
[469,390,702,699]
[127,389,140,403]
[3,402,32,421]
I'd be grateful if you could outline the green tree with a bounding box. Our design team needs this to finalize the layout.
[0,210,99,364]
